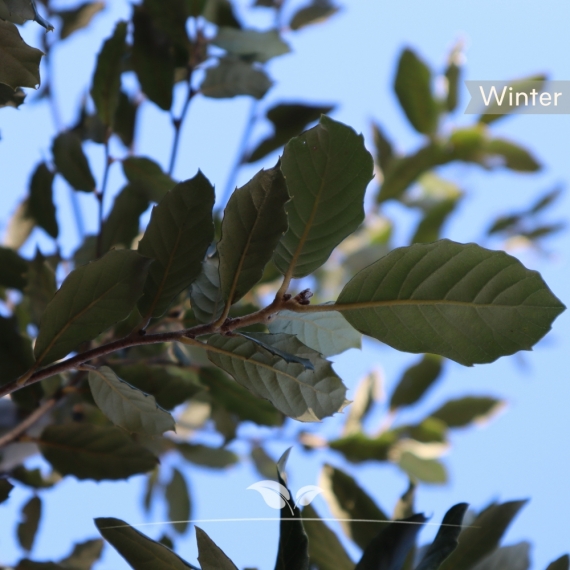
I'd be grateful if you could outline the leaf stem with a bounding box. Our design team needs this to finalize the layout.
[168,76,196,176]
[96,137,112,258]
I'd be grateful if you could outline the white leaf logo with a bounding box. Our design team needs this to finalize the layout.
[295,485,324,507]
[247,480,291,511]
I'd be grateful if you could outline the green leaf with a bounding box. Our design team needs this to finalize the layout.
[166,468,191,534]
[336,239,565,366]
[415,503,469,570]
[268,310,361,357]
[27,162,58,238]
[34,250,151,365]
[0,0,51,28]
[213,28,289,63]
[444,45,462,113]
[39,424,158,481]
[55,1,104,39]
[289,1,339,30]
[196,527,238,570]
[355,513,426,570]
[90,21,127,128]
[0,19,43,88]
[329,432,396,463]
[202,0,241,28]
[0,246,28,290]
[389,354,443,410]
[0,315,34,386]
[17,496,42,552]
[273,116,374,277]
[411,200,458,244]
[9,466,59,489]
[546,555,570,570]
[95,517,196,569]
[201,57,272,99]
[218,164,288,306]
[199,366,283,426]
[483,139,541,172]
[439,500,528,570]
[207,333,348,421]
[247,103,334,163]
[190,257,223,324]
[177,443,238,468]
[58,539,104,570]
[88,366,175,435]
[0,83,25,107]
[0,478,14,503]
[302,503,354,570]
[131,4,174,110]
[478,75,547,125]
[239,331,314,369]
[116,364,202,410]
[470,542,530,570]
[320,464,388,550]
[137,172,215,319]
[52,131,96,192]
[393,480,416,521]
[394,48,438,135]
[372,122,395,173]
[429,397,504,428]
[397,452,447,484]
[122,157,176,202]
[114,91,138,148]
[15,561,64,570]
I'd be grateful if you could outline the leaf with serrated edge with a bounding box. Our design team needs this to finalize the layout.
[88,366,175,435]
[95,517,196,569]
[269,310,361,357]
[336,239,565,366]
[138,172,215,319]
[218,164,288,307]
[207,333,348,421]
[34,250,151,366]
[273,115,374,278]
[196,527,238,570]
[39,424,157,481]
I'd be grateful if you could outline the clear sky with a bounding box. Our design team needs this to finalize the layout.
[1,1,569,568]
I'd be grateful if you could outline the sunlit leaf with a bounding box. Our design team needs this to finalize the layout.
[397,451,447,484]
[289,1,339,30]
[429,396,504,428]
[329,432,396,464]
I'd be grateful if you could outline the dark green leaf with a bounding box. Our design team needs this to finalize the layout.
[189,257,223,324]
[487,214,522,236]
[444,45,462,113]
[178,443,238,468]
[530,187,562,214]
[17,496,42,552]
[95,517,196,569]
[207,333,348,421]
[483,139,541,172]
[9,466,59,489]
[0,19,43,89]
[15,561,64,570]
[336,239,565,366]
[58,539,104,570]
[239,332,314,370]
[470,542,530,570]
[199,366,283,426]
[218,164,288,306]
[39,424,158,481]
[302,503,354,570]
[201,57,272,99]
[202,0,241,28]
[27,162,58,238]
[546,555,570,570]
[0,83,25,107]
[273,116,374,277]
[415,503,469,570]
[0,479,14,503]
[55,2,104,39]
[196,527,238,570]
[166,468,191,534]
[0,315,34,386]
[320,464,388,550]
[34,250,151,365]
[213,28,289,63]
[268,310,361,357]
[251,445,277,480]
[372,122,395,173]
[329,432,396,463]
[411,199,458,244]
[394,48,438,135]
[389,354,443,410]
[88,366,175,435]
[137,172,215,319]
[142,0,191,54]
[114,91,138,148]
[52,131,96,192]
[289,1,339,30]
[429,397,504,428]
[122,157,176,202]
[355,513,426,570]
[91,21,127,128]
[439,500,528,570]
[478,75,547,125]
[132,4,175,110]
[0,246,28,290]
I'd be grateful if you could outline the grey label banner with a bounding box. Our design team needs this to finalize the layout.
[465,80,570,114]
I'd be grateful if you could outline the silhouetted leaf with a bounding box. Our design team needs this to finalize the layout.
[0,246,28,290]
[389,355,443,410]
[0,19,43,88]
[114,91,138,148]
[0,315,34,386]
[0,479,14,503]
[202,0,240,28]
[429,397,504,428]
[55,1,103,39]
[27,162,57,238]
[336,239,565,366]
[290,1,339,30]
[207,333,348,421]
[0,83,25,107]
[274,116,374,277]
[372,122,395,173]
[58,539,104,570]
[201,57,272,99]
[137,172,215,319]
[218,164,289,306]
[196,527,238,570]
[122,156,176,202]
[177,443,238,468]
[213,28,290,63]
[444,44,462,112]
[9,466,59,489]
[34,250,151,365]
[52,131,96,192]
[546,555,570,570]
[166,468,191,534]
[471,542,530,570]
[17,496,42,552]
[39,424,158,480]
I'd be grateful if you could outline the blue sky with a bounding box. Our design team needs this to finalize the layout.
[1,1,569,568]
